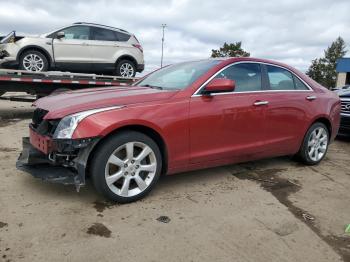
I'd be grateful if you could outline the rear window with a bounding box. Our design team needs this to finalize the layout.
[266,65,309,90]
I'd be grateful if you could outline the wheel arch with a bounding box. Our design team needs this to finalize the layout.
[17,45,53,67]
[310,116,332,138]
[116,55,137,68]
[87,124,169,177]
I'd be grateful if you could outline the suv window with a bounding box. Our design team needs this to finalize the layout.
[92,27,118,41]
[116,32,131,42]
[267,65,295,90]
[59,26,91,40]
[215,63,262,92]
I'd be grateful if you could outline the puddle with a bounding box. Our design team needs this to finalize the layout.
[93,200,117,213]
[233,164,350,261]
[87,223,111,238]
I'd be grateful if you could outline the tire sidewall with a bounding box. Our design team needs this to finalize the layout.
[300,122,329,165]
[91,131,162,203]
[19,50,49,72]
[115,60,136,77]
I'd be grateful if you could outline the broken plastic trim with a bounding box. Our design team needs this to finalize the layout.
[16,137,100,192]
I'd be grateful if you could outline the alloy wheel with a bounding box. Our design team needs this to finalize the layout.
[105,141,157,197]
[23,54,44,72]
[307,127,328,162]
[119,62,135,77]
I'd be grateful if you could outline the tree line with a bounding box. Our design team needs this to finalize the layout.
[211,37,347,89]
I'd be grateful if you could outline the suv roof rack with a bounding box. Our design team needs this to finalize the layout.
[73,22,129,34]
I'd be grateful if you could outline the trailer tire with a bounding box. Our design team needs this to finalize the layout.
[19,50,49,72]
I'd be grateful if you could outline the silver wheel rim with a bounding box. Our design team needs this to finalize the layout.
[23,54,44,72]
[105,142,157,197]
[119,63,134,77]
[307,127,328,162]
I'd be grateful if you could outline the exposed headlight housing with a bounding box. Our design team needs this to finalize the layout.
[53,106,123,139]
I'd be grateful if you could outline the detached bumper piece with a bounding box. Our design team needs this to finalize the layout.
[16,137,99,191]
[16,137,80,187]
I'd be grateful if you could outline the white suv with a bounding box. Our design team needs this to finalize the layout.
[0,22,144,77]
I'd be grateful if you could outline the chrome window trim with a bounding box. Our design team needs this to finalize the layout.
[192,61,314,97]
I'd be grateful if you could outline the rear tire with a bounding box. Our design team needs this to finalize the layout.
[115,59,136,77]
[19,50,49,72]
[91,131,162,203]
[296,122,329,165]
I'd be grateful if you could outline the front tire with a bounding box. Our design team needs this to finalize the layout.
[297,122,329,165]
[91,131,162,203]
[115,60,136,77]
[19,50,49,72]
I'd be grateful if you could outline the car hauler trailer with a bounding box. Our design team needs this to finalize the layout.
[0,69,138,101]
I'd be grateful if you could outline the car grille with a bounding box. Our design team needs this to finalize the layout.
[340,99,350,114]
[32,108,49,128]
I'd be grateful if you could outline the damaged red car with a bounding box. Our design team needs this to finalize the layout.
[17,58,341,203]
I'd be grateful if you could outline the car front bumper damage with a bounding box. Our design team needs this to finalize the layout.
[16,136,100,191]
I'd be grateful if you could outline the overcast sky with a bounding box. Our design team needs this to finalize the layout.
[0,0,349,75]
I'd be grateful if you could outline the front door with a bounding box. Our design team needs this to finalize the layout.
[53,25,93,72]
[189,62,269,163]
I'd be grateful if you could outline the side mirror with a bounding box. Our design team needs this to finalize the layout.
[56,31,65,39]
[204,78,235,94]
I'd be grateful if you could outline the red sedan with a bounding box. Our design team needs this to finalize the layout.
[17,58,341,202]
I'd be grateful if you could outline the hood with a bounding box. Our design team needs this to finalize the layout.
[337,89,350,97]
[35,86,178,119]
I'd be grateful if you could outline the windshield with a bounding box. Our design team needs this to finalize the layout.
[136,60,221,90]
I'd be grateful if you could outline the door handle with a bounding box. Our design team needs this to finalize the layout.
[306,95,317,101]
[82,43,89,46]
[254,101,269,106]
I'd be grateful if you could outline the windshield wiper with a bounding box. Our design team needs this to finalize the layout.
[140,84,163,90]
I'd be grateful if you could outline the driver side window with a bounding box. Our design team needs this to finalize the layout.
[215,63,262,92]
[57,26,91,40]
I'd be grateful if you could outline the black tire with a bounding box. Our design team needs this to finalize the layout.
[115,59,136,77]
[0,91,5,97]
[296,122,329,165]
[19,50,49,72]
[91,131,162,203]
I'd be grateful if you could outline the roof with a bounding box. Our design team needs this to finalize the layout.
[73,22,130,34]
[336,58,350,72]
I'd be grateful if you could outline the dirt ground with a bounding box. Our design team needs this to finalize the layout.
[0,97,350,262]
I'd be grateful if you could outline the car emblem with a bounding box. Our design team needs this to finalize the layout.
[346,104,350,110]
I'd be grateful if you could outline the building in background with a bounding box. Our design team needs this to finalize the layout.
[336,58,350,87]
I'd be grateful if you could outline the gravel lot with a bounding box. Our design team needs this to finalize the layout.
[0,97,349,262]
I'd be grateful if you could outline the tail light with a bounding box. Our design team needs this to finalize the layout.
[132,44,143,53]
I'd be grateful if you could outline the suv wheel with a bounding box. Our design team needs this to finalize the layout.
[91,131,162,203]
[116,60,136,77]
[296,122,329,165]
[19,50,49,72]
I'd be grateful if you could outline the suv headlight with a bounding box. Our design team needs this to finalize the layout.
[53,106,123,139]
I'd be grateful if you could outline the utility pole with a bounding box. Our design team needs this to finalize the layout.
[161,24,167,68]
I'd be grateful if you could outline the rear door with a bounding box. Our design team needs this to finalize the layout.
[189,62,269,163]
[53,25,93,72]
[90,27,131,72]
[261,64,316,155]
